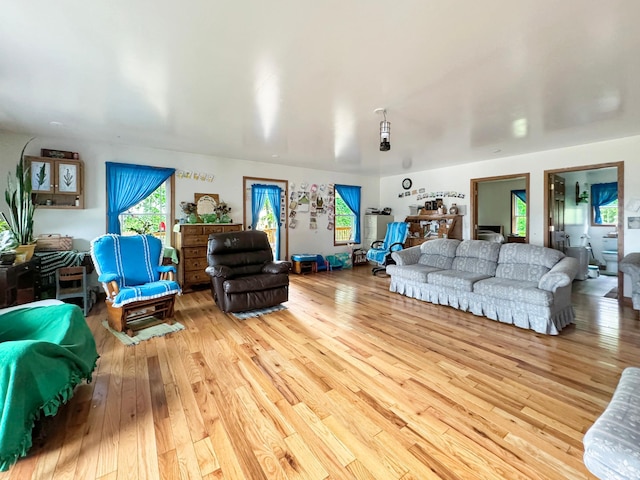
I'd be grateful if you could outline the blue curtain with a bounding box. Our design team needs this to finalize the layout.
[266,186,282,260]
[335,184,361,244]
[106,162,175,234]
[251,184,281,259]
[251,185,268,230]
[591,182,618,224]
[512,189,526,203]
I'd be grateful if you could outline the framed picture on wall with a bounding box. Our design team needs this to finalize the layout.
[58,162,78,193]
[31,159,53,192]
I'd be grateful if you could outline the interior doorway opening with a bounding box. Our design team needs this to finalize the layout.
[470,173,530,243]
[543,161,624,301]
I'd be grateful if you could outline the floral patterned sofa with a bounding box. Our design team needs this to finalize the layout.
[620,253,640,317]
[386,239,579,334]
[583,367,640,479]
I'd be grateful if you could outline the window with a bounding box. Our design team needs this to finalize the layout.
[334,184,361,245]
[105,162,175,235]
[594,199,618,225]
[119,182,169,242]
[591,182,618,225]
[511,190,526,236]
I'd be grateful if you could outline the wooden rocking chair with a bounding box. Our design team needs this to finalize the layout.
[90,234,181,336]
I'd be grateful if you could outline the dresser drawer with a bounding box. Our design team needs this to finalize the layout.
[202,224,242,234]
[182,235,210,247]
[183,257,208,272]
[182,247,206,258]
[184,270,210,285]
[178,225,205,235]
[202,225,226,235]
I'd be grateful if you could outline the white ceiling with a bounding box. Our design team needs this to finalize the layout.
[2,1,640,176]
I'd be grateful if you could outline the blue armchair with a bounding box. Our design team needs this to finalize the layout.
[90,234,181,336]
[366,222,409,275]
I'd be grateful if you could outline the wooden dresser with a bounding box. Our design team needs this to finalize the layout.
[404,213,463,247]
[174,223,242,291]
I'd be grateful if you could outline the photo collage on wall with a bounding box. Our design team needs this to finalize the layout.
[280,190,286,226]
[288,183,333,230]
[399,188,466,201]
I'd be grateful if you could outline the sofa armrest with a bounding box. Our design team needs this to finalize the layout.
[538,257,579,292]
[620,253,640,282]
[391,245,421,266]
[263,261,291,274]
[205,265,233,278]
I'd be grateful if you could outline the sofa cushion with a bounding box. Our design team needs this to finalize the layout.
[496,243,565,282]
[386,264,442,283]
[427,270,491,292]
[418,239,460,269]
[473,277,553,306]
[113,280,181,308]
[451,240,500,275]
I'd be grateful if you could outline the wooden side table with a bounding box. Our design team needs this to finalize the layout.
[0,258,41,308]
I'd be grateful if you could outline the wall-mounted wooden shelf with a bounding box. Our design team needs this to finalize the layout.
[25,156,84,209]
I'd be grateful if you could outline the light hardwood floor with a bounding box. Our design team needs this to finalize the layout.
[2,267,637,479]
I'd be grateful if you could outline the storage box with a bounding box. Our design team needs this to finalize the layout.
[35,234,73,251]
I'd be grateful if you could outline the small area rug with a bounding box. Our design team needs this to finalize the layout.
[231,305,287,320]
[102,318,185,346]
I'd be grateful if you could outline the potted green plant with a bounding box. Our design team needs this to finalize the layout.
[3,140,36,259]
[0,220,18,264]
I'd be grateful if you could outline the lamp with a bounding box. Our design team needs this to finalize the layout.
[375,108,391,151]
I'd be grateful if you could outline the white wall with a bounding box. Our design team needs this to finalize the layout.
[477,178,526,235]
[3,130,639,299]
[380,135,640,299]
[0,131,380,259]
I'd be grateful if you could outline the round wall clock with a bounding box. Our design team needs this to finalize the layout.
[402,178,412,190]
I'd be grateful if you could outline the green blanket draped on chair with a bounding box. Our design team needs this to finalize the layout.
[0,303,98,471]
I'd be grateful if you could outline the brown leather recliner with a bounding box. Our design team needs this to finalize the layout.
[205,230,291,313]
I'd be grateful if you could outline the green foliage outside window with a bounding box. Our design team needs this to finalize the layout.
[256,198,277,229]
[120,184,167,235]
[334,194,355,243]
[598,199,618,225]
[512,194,527,236]
[335,197,354,228]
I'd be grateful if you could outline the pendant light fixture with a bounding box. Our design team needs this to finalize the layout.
[375,108,391,151]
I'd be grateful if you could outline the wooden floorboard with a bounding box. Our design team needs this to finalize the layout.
[3,267,637,479]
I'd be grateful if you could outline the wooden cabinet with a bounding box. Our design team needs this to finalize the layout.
[404,213,463,247]
[174,223,242,291]
[0,258,41,308]
[363,215,393,249]
[26,156,84,209]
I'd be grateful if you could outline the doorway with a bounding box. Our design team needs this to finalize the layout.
[242,176,289,260]
[470,173,530,242]
[543,161,624,301]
